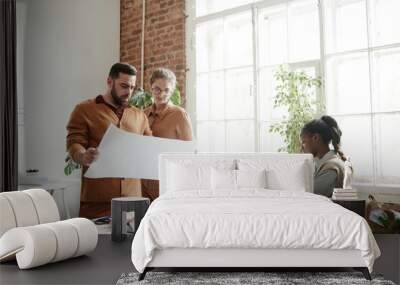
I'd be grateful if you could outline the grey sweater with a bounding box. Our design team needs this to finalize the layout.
[314,150,345,197]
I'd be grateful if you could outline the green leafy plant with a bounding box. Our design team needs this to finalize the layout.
[170,88,181,106]
[64,155,81,176]
[129,88,153,109]
[64,87,182,176]
[129,87,182,109]
[269,65,322,153]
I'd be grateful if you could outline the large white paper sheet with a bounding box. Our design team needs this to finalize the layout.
[84,124,195,179]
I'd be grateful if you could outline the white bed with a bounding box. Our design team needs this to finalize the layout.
[131,153,380,280]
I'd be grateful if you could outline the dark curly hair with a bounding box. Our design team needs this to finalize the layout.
[109,62,137,79]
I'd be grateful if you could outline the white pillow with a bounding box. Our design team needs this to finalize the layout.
[236,169,268,189]
[167,162,212,191]
[211,169,268,190]
[238,159,307,191]
[267,161,306,191]
[211,168,236,190]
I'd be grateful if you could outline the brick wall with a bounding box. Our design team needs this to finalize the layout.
[120,0,187,105]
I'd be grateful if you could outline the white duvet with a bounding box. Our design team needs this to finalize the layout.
[131,190,380,273]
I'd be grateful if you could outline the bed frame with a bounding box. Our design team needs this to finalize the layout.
[140,248,371,280]
[138,153,372,281]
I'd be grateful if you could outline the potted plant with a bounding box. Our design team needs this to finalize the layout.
[269,65,322,153]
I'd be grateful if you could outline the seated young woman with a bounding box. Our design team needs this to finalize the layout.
[300,115,347,197]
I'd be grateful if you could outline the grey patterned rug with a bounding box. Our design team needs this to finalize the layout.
[116,271,396,285]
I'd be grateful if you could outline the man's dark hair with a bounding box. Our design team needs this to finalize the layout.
[109,62,137,79]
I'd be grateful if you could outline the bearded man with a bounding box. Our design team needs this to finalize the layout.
[66,62,152,218]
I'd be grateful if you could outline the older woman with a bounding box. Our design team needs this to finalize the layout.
[141,68,193,201]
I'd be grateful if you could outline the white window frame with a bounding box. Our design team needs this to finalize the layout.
[185,0,400,193]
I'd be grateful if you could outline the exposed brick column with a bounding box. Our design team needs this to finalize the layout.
[120,0,187,106]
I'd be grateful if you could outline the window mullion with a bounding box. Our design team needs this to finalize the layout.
[252,5,260,152]
[285,1,290,63]
[365,0,377,187]
[318,0,327,115]
[222,16,227,152]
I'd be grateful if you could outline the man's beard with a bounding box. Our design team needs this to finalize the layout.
[111,85,129,107]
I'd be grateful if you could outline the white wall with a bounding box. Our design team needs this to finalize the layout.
[17,0,120,217]
[16,1,27,177]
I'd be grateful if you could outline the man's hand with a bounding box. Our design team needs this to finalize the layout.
[77,147,99,167]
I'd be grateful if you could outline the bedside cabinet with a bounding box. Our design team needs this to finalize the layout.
[332,199,366,217]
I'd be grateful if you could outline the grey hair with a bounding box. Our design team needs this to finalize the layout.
[150,68,177,91]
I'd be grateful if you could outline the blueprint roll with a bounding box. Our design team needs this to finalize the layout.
[64,218,98,257]
[24,189,60,224]
[0,196,17,237]
[1,192,39,227]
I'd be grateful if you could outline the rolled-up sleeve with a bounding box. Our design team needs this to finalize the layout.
[176,111,193,141]
[66,104,88,161]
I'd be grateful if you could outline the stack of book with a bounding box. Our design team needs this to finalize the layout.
[332,188,359,200]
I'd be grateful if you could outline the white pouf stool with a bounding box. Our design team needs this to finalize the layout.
[0,189,98,269]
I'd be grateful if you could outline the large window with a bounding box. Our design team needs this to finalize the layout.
[323,0,400,186]
[188,0,400,188]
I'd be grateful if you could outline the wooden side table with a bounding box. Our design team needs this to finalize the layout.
[111,197,150,242]
[332,199,366,217]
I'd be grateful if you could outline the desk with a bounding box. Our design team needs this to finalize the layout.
[18,182,71,219]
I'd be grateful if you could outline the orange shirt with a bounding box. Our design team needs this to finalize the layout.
[66,96,152,204]
[142,103,193,200]
[144,103,193,140]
